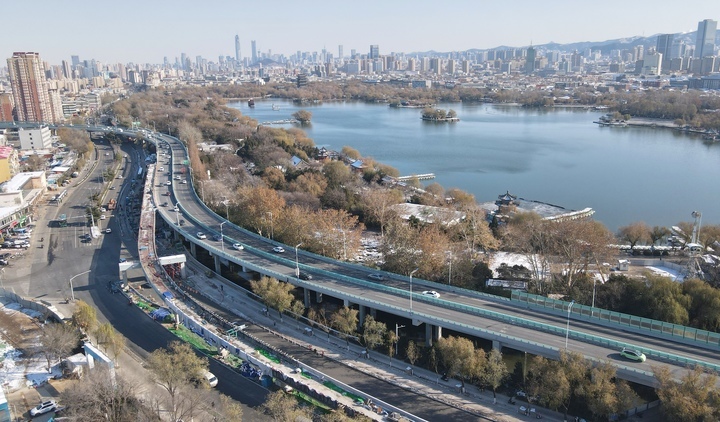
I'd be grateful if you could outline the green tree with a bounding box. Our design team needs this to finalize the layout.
[405,340,421,375]
[330,306,359,345]
[95,322,126,365]
[655,365,720,422]
[361,315,387,353]
[72,300,98,333]
[435,336,485,391]
[482,349,508,402]
[250,276,295,320]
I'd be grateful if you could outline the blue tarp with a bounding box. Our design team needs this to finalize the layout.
[162,291,174,300]
[150,308,171,321]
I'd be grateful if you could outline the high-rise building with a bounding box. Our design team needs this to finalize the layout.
[235,35,241,62]
[7,52,54,123]
[369,45,379,59]
[71,55,80,67]
[695,19,717,58]
[656,33,675,72]
[525,46,537,73]
[338,45,343,60]
[251,40,258,63]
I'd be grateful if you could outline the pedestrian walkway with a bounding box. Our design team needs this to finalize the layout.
[178,258,568,422]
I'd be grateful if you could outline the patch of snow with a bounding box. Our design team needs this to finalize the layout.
[645,265,683,281]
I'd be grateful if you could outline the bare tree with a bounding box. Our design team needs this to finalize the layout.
[60,366,149,422]
[39,323,79,372]
[618,222,651,250]
[72,299,98,334]
[146,341,208,421]
[330,306,359,345]
[261,390,313,421]
[405,340,421,375]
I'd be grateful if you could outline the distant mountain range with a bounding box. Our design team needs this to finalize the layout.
[411,30,720,56]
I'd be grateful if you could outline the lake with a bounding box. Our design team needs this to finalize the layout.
[230,99,720,232]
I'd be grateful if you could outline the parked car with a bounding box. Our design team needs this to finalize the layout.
[29,400,58,416]
[197,232,207,239]
[620,348,646,362]
[272,246,285,253]
[100,215,106,220]
[232,243,244,250]
[422,290,440,298]
[105,228,112,234]
[165,181,171,186]
[367,273,385,281]
[182,179,187,184]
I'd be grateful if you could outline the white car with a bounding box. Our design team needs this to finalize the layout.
[165,181,171,186]
[29,400,57,416]
[232,243,244,250]
[105,228,112,234]
[100,215,106,220]
[422,290,440,298]
[272,246,285,253]
[197,232,207,239]
[182,180,187,184]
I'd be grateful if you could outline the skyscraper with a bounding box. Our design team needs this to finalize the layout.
[251,40,257,63]
[7,52,54,123]
[338,45,343,60]
[525,46,537,73]
[235,35,241,62]
[695,19,717,58]
[369,45,379,59]
[656,33,675,71]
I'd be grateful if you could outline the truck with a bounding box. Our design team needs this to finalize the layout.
[107,198,117,210]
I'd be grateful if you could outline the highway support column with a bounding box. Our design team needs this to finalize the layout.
[304,288,311,308]
[425,324,442,347]
[213,254,221,274]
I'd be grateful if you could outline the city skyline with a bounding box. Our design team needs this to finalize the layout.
[3,0,719,64]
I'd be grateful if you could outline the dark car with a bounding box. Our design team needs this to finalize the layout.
[298,271,312,280]
[212,234,222,241]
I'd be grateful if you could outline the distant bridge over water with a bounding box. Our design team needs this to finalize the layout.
[397,173,435,181]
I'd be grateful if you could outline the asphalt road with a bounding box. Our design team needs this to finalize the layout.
[150,131,719,386]
[5,139,271,419]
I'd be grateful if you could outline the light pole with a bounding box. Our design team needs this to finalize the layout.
[220,221,227,252]
[395,324,405,357]
[70,270,91,302]
[295,243,303,277]
[409,268,419,313]
[565,300,575,350]
[448,259,452,285]
[173,203,180,226]
[591,278,597,317]
[222,199,229,220]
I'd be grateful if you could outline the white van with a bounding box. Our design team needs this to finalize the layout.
[204,371,218,388]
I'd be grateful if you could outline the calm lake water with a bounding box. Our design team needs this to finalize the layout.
[231,99,720,232]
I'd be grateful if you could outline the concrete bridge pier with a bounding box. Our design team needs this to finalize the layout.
[189,242,197,257]
[359,305,366,326]
[492,340,502,351]
[179,261,187,279]
[303,288,311,308]
[425,323,443,347]
[315,291,323,303]
[213,254,222,274]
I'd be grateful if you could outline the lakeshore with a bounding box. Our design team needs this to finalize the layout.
[235,100,720,231]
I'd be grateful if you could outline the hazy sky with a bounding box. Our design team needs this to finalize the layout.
[4,0,720,65]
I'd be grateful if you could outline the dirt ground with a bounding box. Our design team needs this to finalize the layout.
[0,304,77,420]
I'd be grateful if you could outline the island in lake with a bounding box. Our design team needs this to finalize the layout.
[421,107,459,122]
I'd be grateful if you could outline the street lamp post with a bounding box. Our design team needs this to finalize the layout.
[222,199,229,220]
[591,278,597,317]
[173,203,180,226]
[565,300,575,350]
[295,243,303,277]
[395,324,405,357]
[220,221,227,252]
[409,268,419,313]
[70,270,91,302]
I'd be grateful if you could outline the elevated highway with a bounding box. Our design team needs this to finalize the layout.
[65,125,720,387]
